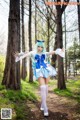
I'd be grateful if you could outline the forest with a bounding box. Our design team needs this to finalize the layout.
[0,0,80,120]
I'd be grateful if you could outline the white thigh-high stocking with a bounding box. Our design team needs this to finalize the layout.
[40,85,48,115]
[46,85,48,96]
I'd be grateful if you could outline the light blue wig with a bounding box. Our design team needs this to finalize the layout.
[35,40,46,53]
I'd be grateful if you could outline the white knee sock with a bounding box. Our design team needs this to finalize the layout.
[40,85,48,113]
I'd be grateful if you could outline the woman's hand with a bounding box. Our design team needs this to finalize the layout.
[61,48,64,52]
[13,51,19,58]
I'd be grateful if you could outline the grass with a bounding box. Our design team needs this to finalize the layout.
[0,79,39,119]
[54,79,80,103]
[49,79,57,86]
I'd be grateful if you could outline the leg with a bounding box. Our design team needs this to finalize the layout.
[38,77,46,85]
[38,77,48,116]
[45,77,50,84]
[38,77,46,110]
[45,77,50,96]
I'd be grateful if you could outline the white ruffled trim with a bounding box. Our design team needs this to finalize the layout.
[55,48,65,58]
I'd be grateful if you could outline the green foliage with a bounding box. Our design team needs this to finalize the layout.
[0,78,39,120]
[54,79,80,103]
[54,88,73,97]
[0,55,5,77]
[67,39,80,70]
[0,80,38,103]
[67,39,80,60]
[14,104,26,120]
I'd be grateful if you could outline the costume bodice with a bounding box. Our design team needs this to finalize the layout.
[34,54,47,69]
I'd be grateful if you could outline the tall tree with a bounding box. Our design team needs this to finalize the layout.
[77,0,80,44]
[35,0,37,42]
[28,0,33,82]
[46,2,50,52]
[2,0,21,89]
[56,0,69,89]
[64,11,67,81]
[46,16,50,51]
[21,0,27,79]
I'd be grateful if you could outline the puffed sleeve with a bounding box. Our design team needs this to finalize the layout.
[15,51,34,62]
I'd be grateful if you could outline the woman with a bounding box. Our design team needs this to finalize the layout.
[14,40,64,116]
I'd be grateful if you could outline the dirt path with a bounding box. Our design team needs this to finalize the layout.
[27,86,80,120]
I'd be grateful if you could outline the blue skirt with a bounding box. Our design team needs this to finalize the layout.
[33,64,57,80]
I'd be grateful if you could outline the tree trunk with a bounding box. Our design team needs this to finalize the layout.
[35,0,37,42]
[46,17,50,52]
[56,6,66,89]
[51,35,57,68]
[64,11,67,81]
[28,0,33,82]
[77,0,80,44]
[2,0,21,90]
[21,0,27,80]
[68,59,71,76]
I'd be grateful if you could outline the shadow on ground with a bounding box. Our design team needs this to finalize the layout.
[13,100,69,120]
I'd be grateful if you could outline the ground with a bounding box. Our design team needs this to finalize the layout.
[26,85,80,120]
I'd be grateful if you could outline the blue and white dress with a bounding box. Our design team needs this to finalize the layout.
[15,48,65,79]
[29,51,57,79]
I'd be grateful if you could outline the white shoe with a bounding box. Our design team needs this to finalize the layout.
[40,107,44,111]
[44,112,49,116]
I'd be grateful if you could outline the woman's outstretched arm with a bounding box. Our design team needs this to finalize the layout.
[14,51,33,62]
[48,48,65,58]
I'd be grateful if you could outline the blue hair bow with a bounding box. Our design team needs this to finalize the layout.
[36,40,45,43]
